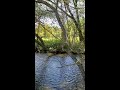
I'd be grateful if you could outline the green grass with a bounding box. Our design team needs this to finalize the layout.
[41,37,82,52]
[43,38,62,50]
[35,35,84,53]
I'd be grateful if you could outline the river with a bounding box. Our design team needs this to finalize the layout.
[35,53,85,90]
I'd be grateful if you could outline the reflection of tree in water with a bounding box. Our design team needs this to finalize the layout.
[35,54,85,90]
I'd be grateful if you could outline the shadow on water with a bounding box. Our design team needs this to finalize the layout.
[35,53,85,90]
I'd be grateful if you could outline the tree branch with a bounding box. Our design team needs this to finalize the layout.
[40,22,61,40]
[35,0,67,42]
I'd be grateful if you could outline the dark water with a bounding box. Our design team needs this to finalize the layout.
[35,54,84,90]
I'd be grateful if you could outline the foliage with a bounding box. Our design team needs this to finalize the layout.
[35,0,85,54]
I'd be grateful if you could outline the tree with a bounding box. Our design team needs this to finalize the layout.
[35,0,85,53]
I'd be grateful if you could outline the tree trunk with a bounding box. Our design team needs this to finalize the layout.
[35,33,47,52]
[36,0,68,46]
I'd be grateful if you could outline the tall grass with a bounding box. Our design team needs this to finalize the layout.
[42,37,81,52]
[43,38,62,50]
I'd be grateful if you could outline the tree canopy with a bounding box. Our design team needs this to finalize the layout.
[35,0,85,54]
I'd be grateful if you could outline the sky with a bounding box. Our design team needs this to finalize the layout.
[35,0,85,28]
[35,18,60,29]
[41,18,60,27]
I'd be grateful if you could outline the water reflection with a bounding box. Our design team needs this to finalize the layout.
[35,54,84,90]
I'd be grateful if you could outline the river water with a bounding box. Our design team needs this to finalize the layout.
[35,53,84,90]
